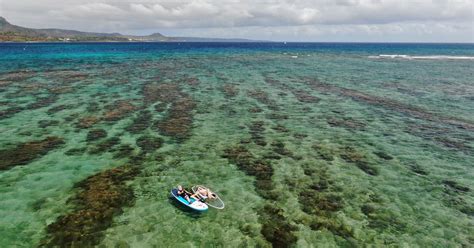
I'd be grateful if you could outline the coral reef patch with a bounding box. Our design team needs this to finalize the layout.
[155,96,196,141]
[220,84,239,98]
[223,145,297,246]
[340,146,379,176]
[40,165,140,247]
[0,137,64,170]
[103,100,137,122]
[88,137,120,155]
[136,136,162,154]
[86,129,107,142]
[248,121,267,146]
[259,205,297,247]
[247,89,279,111]
[125,110,152,134]
[145,83,196,141]
[302,77,474,131]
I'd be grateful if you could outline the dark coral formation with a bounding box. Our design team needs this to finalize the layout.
[0,106,25,120]
[222,145,276,200]
[47,104,76,115]
[298,168,343,214]
[405,123,472,154]
[301,190,343,213]
[266,112,289,120]
[366,210,406,232]
[86,102,101,113]
[41,165,140,247]
[259,205,297,247]
[183,76,200,87]
[136,136,162,153]
[248,107,262,113]
[408,163,428,175]
[442,191,474,216]
[271,141,294,158]
[48,85,75,95]
[103,100,137,122]
[144,83,196,141]
[248,121,267,146]
[442,183,473,223]
[143,83,181,104]
[271,124,289,133]
[38,120,60,129]
[443,180,470,193]
[222,145,297,246]
[292,90,320,103]
[247,89,279,110]
[361,197,406,233]
[264,75,320,105]
[312,143,335,161]
[86,129,107,142]
[310,219,356,244]
[220,84,239,98]
[43,69,89,84]
[75,116,100,129]
[65,147,87,156]
[303,77,474,131]
[88,137,120,155]
[264,76,289,90]
[155,96,196,140]
[373,151,393,160]
[223,146,274,195]
[112,144,135,159]
[340,146,378,176]
[0,137,64,170]
[0,80,10,88]
[126,110,153,134]
[26,96,58,110]
[218,103,237,116]
[154,103,167,112]
[297,166,357,243]
[434,137,471,154]
[327,117,366,131]
[0,70,36,81]
[293,133,308,139]
[64,113,78,122]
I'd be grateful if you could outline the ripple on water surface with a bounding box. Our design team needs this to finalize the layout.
[0,43,473,247]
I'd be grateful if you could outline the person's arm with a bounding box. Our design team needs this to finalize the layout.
[208,191,216,199]
[190,193,199,200]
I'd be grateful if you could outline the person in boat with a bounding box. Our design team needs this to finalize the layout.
[191,186,216,202]
[176,185,192,203]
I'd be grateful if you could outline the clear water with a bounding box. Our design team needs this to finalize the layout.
[0,42,473,247]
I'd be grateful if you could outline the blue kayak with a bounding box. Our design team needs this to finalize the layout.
[170,188,208,212]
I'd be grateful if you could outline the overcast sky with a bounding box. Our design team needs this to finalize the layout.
[1,0,473,42]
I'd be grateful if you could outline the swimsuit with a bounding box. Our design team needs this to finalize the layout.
[177,190,188,198]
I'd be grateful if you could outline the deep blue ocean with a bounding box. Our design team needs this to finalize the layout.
[2,42,474,56]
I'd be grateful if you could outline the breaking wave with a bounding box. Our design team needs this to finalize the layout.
[368,54,474,60]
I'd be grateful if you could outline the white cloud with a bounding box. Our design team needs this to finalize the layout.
[49,3,127,19]
[130,1,220,20]
[1,0,473,42]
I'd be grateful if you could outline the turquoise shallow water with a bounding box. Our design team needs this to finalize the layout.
[0,42,473,247]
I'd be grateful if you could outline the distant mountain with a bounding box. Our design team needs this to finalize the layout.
[0,17,258,42]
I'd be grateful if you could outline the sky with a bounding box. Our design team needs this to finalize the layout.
[0,0,473,42]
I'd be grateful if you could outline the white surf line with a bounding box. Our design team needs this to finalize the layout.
[368,54,474,60]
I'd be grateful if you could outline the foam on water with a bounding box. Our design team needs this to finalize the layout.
[369,54,474,60]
